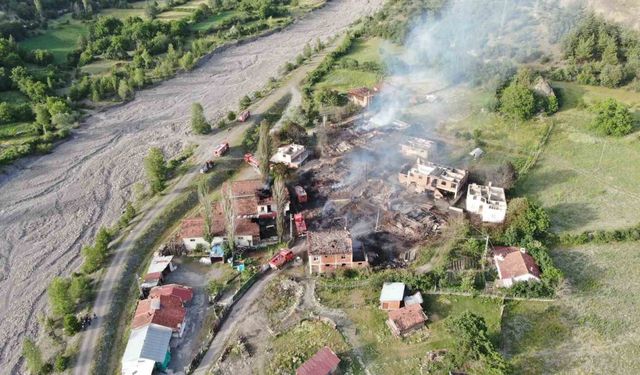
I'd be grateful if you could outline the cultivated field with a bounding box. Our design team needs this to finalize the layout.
[0,1,384,373]
[19,14,88,63]
[502,241,640,374]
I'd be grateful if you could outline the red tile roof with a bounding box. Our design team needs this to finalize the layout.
[387,304,427,333]
[492,246,541,280]
[132,294,186,332]
[180,217,206,238]
[296,346,340,375]
[149,284,194,303]
[236,217,260,237]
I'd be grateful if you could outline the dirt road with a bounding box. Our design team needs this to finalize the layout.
[0,1,383,373]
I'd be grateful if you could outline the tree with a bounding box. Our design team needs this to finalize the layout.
[197,178,213,243]
[145,0,160,19]
[491,161,518,190]
[180,51,195,70]
[590,98,634,136]
[33,0,44,20]
[601,37,619,65]
[69,274,91,304]
[273,174,288,242]
[48,277,73,316]
[503,197,550,245]
[54,355,69,372]
[144,147,167,193]
[63,314,81,335]
[34,104,51,134]
[500,82,536,120]
[227,111,236,121]
[239,95,251,110]
[22,338,44,375]
[191,102,211,134]
[221,183,236,252]
[117,79,132,101]
[445,311,509,374]
[255,120,272,180]
[599,64,623,88]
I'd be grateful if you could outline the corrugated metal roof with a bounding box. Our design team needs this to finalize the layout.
[379,282,405,302]
[122,323,172,364]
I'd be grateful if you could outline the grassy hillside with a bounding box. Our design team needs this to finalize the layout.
[502,241,640,374]
[516,82,640,233]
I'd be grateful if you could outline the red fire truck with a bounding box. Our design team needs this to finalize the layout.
[213,142,229,157]
[268,249,294,270]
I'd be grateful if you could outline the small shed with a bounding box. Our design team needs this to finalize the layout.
[379,282,405,310]
[210,244,225,263]
[387,304,428,337]
[296,346,341,375]
[469,147,484,160]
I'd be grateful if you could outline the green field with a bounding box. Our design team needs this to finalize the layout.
[190,10,238,31]
[502,241,640,374]
[20,15,89,63]
[317,280,503,374]
[268,320,356,373]
[99,3,147,19]
[516,82,640,233]
[80,59,127,75]
[316,38,401,92]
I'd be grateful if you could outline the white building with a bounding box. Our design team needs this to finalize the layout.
[270,144,309,168]
[121,323,173,375]
[466,183,507,223]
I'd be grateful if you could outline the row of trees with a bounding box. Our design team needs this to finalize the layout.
[497,68,558,121]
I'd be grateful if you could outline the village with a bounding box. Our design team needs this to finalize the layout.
[118,82,544,375]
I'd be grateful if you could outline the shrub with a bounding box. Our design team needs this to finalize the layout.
[590,98,634,136]
[63,314,80,335]
[499,82,536,120]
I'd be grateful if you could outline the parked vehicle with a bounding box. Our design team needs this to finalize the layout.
[268,249,294,270]
[294,213,307,236]
[200,160,214,173]
[244,153,259,168]
[294,185,307,203]
[238,110,250,122]
[213,142,229,157]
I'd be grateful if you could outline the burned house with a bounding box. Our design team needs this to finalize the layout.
[398,158,468,199]
[466,183,507,223]
[400,137,436,160]
[307,229,368,274]
[347,87,375,107]
[270,144,309,169]
[225,179,290,219]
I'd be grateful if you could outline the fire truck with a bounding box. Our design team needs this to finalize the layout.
[213,142,229,157]
[243,153,259,168]
[268,249,294,270]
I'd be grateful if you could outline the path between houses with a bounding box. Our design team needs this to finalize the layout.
[193,271,278,375]
[73,45,340,375]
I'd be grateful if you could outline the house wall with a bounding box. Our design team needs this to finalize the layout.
[208,235,255,248]
[182,237,210,251]
[499,274,540,288]
[308,253,368,274]
[380,300,402,310]
[400,171,466,198]
[466,195,506,223]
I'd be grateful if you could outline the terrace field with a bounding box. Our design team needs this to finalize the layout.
[502,241,640,374]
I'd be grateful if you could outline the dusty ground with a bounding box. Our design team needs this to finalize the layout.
[0,0,383,372]
[163,257,224,374]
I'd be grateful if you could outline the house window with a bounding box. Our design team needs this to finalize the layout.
[440,181,446,186]
[341,263,347,267]
[340,255,346,259]
[451,183,457,189]
[313,256,319,261]
[190,239,196,242]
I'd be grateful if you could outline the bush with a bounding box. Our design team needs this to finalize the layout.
[63,314,80,335]
[54,355,69,372]
[499,82,536,120]
[590,98,634,136]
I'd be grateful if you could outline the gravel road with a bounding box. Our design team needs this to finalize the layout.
[0,0,383,373]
